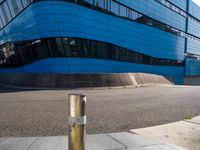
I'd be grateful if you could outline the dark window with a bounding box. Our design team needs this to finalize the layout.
[62,38,71,56]
[85,39,93,57]
[84,0,94,5]
[118,47,127,61]
[127,51,137,63]
[69,38,79,57]
[111,45,118,60]
[82,0,94,8]
[0,37,184,68]
[55,38,66,56]
[81,39,92,57]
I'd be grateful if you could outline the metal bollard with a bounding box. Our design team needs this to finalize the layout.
[68,94,86,150]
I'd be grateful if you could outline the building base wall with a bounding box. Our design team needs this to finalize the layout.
[0,73,174,89]
[184,76,200,85]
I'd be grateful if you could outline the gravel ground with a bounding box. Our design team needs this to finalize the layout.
[0,85,200,137]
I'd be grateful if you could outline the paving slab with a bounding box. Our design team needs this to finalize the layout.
[128,146,145,150]
[165,144,189,150]
[108,132,164,147]
[26,137,61,150]
[0,137,36,150]
[142,144,188,150]
[60,136,68,150]
[86,134,125,150]
[125,144,188,150]
[131,120,200,150]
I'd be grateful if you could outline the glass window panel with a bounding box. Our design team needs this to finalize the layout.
[86,40,93,57]
[7,1,15,18]
[131,11,139,20]
[119,5,127,17]
[111,1,118,15]
[111,46,118,60]
[93,41,107,58]
[55,38,65,56]
[83,0,93,5]
[80,39,90,57]
[14,0,23,15]
[62,38,71,56]
[118,48,127,61]
[21,0,29,8]
[0,4,8,24]
[95,0,104,8]
[104,0,110,10]
[138,16,147,24]
[0,15,4,28]
[100,42,107,58]
[3,2,12,22]
[69,38,79,56]
[75,39,84,57]
[127,51,137,62]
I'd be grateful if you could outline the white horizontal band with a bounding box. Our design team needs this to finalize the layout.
[69,116,86,126]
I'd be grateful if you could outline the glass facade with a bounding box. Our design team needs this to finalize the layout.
[0,37,183,68]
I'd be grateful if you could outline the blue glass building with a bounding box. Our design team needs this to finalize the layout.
[0,0,200,85]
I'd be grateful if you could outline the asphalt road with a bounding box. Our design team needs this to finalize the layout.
[0,85,200,137]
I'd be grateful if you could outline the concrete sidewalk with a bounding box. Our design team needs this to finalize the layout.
[1,117,200,150]
[0,132,187,150]
[131,116,200,150]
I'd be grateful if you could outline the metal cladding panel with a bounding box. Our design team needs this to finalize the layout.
[185,58,200,76]
[0,58,184,84]
[0,1,185,60]
[0,1,61,44]
[116,0,186,31]
[0,4,38,44]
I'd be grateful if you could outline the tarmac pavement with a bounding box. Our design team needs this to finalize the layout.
[0,85,200,137]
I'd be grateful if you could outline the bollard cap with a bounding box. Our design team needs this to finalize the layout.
[68,94,86,102]
[69,93,86,97]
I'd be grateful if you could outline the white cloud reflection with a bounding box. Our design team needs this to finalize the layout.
[193,0,200,7]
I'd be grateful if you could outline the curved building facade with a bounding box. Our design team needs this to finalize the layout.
[0,0,200,84]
